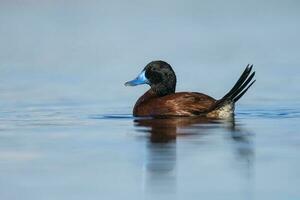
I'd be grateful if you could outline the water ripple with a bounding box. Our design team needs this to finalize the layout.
[89,114,134,119]
[238,108,300,119]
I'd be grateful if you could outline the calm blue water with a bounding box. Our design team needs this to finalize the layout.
[0,1,300,200]
[0,103,300,200]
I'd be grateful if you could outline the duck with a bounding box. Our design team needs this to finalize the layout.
[125,60,255,119]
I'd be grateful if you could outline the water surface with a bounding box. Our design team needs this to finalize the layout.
[0,103,299,200]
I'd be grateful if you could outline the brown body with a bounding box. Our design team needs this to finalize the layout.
[133,89,218,117]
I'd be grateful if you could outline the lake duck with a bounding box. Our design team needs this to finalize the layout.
[125,61,255,119]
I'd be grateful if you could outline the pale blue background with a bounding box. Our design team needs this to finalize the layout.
[0,0,299,105]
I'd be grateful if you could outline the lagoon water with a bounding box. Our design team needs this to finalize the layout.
[1,1,300,199]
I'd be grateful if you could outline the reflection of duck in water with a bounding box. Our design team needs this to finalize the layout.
[135,116,254,195]
[135,116,223,143]
[135,117,226,179]
[134,115,253,166]
[125,60,255,119]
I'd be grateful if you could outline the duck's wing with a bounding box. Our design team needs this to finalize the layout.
[144,92,216,117]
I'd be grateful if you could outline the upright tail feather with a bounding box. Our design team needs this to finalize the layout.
[211,64,256,110]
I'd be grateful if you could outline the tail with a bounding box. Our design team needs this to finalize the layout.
[212,64,256,110]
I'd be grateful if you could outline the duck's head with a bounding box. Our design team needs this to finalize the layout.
[125,60,177,96]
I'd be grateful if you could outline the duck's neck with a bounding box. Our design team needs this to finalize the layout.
[133,89,158,114]
[135,89,157,105]
[152,83,176,97]
[133,87,176,115]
